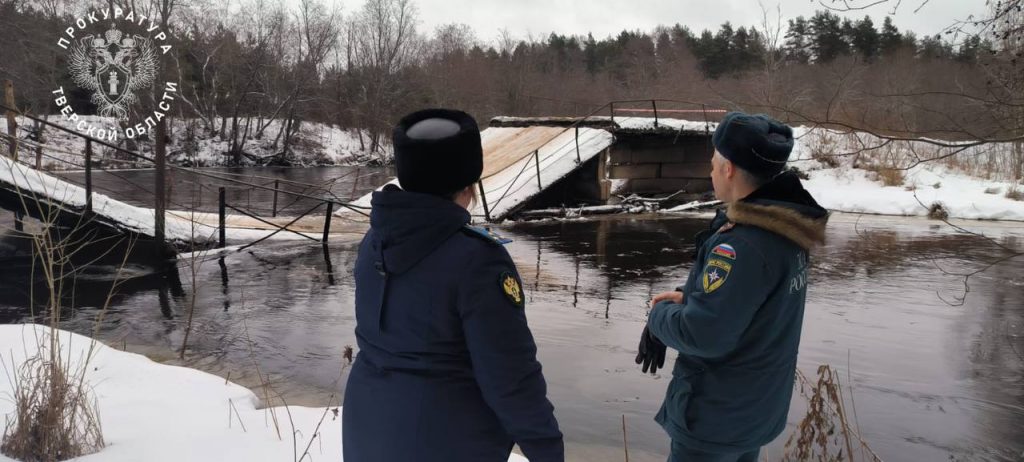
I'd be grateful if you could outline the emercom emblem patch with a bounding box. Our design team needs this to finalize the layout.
[702,259,733,293]
[500,271,524,308]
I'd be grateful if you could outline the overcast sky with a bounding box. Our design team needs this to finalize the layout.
[335,0,988,45]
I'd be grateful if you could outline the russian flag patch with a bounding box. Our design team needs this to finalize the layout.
[711,243,737,260]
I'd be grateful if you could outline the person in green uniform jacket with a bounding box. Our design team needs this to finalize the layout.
[635,112,829,462]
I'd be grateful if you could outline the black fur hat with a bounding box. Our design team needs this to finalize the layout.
[393,109,483,196]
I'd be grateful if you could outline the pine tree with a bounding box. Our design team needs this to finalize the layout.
[879,16,903,56]
[956,35,983,63]
[583,33,599,75]
[656,30,674,66]
[784,16,812,64]
[918,34,953,60]
[852,16,880,60]
[732,27,766,71]
[809,11,849,62]
[692,23,738,78]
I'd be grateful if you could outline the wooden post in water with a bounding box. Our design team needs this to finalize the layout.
[322,202,334,244]
[34,120,43,169]
[652,100,659,129]
[218,187,226,248]
[574,126,580,163]
[534,150,542,189]
[598,148,611,202]
[154,116,167,248]
[271,179,280,217]
[84,139,93,213]
[4,80,16,160]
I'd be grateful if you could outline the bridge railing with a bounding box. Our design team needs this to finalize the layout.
[0,101,371,251]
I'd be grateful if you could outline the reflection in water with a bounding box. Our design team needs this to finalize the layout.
[218,257,230,311]
[0,189,1022,461]
[323,244,336,286]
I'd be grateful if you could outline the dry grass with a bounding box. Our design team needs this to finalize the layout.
[804,130,1020,183]
[1,180,134,461]
[784,365,881,462]
[928,202,950,220]
[1,349,105,461]
[806,132,842,169]
[876,168,905,187]
[1006,186,1024,202]
[787,166,810,180]
[861,163,905,187]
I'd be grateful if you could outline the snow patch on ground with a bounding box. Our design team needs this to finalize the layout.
[0,325,529,462]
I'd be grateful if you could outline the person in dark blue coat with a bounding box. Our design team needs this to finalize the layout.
[343,109,564,462]
[635,112,829,462]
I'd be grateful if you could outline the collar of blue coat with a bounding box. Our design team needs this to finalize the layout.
[462,225,513,245]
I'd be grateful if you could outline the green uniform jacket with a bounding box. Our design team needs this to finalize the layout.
[647,172,829,453]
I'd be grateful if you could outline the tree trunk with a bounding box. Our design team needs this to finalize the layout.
[1014,140,1023,181]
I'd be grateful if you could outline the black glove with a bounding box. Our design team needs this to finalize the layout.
[635,326,666,374]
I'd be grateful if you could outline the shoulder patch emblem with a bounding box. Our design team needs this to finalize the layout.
[711,243,737,260]
[702,259,733,293]
[464,225,512,245]
[499,271,524,308]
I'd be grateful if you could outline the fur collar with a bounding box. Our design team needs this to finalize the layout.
[726,201,828,250]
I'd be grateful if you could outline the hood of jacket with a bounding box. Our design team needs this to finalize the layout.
[369,185,471,275]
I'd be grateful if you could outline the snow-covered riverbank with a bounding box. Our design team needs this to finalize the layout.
[2,116,383,170]
[0,325,527,462]
[654,119,1024,221]
[799,163,1024,221]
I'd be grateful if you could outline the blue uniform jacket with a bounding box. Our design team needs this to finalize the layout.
[647,172,829,453]
[343,185,564,462]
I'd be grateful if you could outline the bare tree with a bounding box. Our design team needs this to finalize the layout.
[228,0,287,162]
[274,0,340,161]
[346,0,420,155]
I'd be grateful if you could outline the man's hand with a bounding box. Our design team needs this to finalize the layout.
[635,326,667,374]
[649,290,683,308]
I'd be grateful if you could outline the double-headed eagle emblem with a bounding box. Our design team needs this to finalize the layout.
[68,26,156,119]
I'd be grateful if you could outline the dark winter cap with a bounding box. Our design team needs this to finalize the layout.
[712,112,794,178]
[393,108,483,196]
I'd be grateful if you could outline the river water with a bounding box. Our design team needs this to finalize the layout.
[0,167,1021,462]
